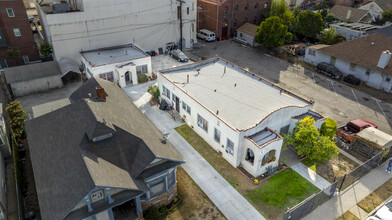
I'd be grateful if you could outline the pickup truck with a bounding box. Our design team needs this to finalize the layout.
[336,119,378,143]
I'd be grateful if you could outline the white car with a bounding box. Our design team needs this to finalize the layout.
[197,29,216,42]
[375,199,392,220]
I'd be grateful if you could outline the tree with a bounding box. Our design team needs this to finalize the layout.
[270,0,293,26]
[320,118,337,140]
[6,47,20,65]
[147,85,160,102]
[39,42,52,57]
[293,11,325,40]
[325,14,335,23]
[321,9,328,19]
[284,116,338,162]
[318,28,346,45]
[6,101,26,142]
[255,16,292,48]
[382,9,392,23]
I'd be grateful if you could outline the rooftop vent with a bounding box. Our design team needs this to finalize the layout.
[346,10,352,20]
[96,86,106,101]
[377,50,391,69]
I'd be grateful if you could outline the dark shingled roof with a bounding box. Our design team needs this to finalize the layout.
[317,33,392,76]
[329,5,373,23]
[25,77,183,220]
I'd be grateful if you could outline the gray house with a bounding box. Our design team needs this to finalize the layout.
[25,77,183,220]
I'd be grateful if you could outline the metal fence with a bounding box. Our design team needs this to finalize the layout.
[282,181,339,220]
[337,151,383,192]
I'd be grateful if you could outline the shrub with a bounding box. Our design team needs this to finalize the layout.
[39,42,52,57]
[6,101,26,142]
[144,206,160,220]
[138,74,148,83]
[147,85,160,101]
[320,118,337,140]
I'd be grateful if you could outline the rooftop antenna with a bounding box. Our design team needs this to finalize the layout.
[196,68,201,74]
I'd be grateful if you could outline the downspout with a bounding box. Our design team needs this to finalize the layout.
[216,3,219,38]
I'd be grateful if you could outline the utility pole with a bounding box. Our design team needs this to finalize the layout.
[178,0,184,50]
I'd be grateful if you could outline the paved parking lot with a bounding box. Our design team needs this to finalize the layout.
[186,40,392,134]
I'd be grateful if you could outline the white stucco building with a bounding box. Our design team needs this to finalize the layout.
[81,44,152,88]
[329,23,381,41]
[359,0,392,19]
[36,0,197,65]
[158,58,325,177]
[305,33,392,93]
[235,23,259,47]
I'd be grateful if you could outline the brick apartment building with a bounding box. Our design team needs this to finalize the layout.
[197,0,271,39]
[0,0,40,69]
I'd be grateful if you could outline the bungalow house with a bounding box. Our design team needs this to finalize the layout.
[235,22,259,46]
[359,0,392,19]
[329,5,376,23]
[304,33,392,93]
[81,44,152,88]
[157,58,325,178]
[25,77,183,220]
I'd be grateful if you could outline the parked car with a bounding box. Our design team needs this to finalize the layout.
[197,29,216,42]
[336,119,378,143]
[28,16,34,23]
[343,74,361,85]
[170,49,189,62]
[374,199,392,220]
[316,62,343,79]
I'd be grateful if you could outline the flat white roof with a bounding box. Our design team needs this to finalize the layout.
[81,44,148,67]
[160,58,312,130]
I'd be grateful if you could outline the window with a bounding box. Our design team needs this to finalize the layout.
[240,33,243,38]
[234,5,239,13]
[214,128,221,143]
[182,101,191,114]
[223,6,228,18]
[245,4,249,11]
[349,63,356,71]
[177,6,181,19]
[13,28,21,37]
[245,148,254,165]
[162,85,170,98]
[98,72,114,81]
[136,65,148,75]
[386,77,391,82]
[255,3,259,9]
[330,56,336,65]
[197,114,208,133]
[187,7,189,15]
[308,50,316,56]
[262,150,276,166]
[168,170,175,188]
[226,139,234,155]
[91,189,105,203]
[366,69,370,75]
[22,56,29,64]
[6,8,14,17]
[265,3,268,8]
[149,177,166,198]
[0,60,7,69]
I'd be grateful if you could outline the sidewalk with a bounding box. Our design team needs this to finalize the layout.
[303,159,392,220]
[123,82,265,220]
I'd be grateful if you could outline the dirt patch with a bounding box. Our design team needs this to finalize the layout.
[312,154,359,183]
[357,178,392,213]
[165,167,226,220]
[336,211,360,220]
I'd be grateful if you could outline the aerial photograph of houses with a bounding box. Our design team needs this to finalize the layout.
[1,0,392,220]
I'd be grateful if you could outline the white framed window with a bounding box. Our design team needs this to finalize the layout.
[349,63,356,71]
[136,65,148,75]
[168,170,175,188]
[98,71,114,82]
[91,189,105,203]
[214,128,221,143]
[226,138,234,155]
[22,56,29,64]
[162,85,170,98]
[197,114,208,133]
[6,8,14,17]
[308,50,316,56]
[149,177,166,198]
[182,101,191,115]
[13,28,21,37]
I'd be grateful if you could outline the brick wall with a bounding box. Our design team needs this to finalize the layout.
[0,0,40,67]
[198,0,271,38]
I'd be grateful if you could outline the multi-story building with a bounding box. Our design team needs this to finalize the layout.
[36,0,197,65]
[0,0,40,69]
[197,0,271,39]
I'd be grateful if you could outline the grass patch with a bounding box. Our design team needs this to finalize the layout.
[175,124,321,219]
[248,169,319,208]
[336,211,360,220]
[357,178,392,213]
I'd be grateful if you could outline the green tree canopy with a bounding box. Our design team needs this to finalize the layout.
[293,11,325,39]
[320,118,338,140]
[382,9,392,23]
[6,101,26,142]
[270,0,293,25]
[39,42,52,57]
[318,28,346,45]
[147,85,160,101]
[284,116,338,162]
[255,16,292,48]
[325,14,335,23]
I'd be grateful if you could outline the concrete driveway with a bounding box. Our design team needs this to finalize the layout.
[186,40,392,134]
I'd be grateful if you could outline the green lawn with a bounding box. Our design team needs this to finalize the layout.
[175,124,320,219]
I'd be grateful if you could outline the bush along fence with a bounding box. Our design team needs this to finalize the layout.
[6,101,26,220]
[282,180,339,220]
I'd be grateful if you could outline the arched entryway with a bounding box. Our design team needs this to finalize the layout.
[125,71,132,85]
[261,150,276,166]
[245,148,255,165]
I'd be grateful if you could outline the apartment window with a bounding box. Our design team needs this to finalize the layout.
[177,6,181,19]
[13,28,21,37]
[349,63,356,71]
[234,5,239,13]
[22,56,29,64]
[255,3,259,9]
[162,85,170,98]
[308,50,316,56]
[264,3,268,8]
[149,177,166,198]
[187,7,189,15]
[330,56,336,65]
[0,60,7,69]
[182,101,191,114]
[136,65,148,75]
[98,72,114,82]
[168,170,175,188]
[6,8,14,17]
[214,128,221,143]
[226,138,234,155]
[197,114,208,133]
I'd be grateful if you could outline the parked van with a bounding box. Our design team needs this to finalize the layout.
[197,29,216,42]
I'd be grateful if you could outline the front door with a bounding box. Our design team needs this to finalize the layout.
[125,71,132,85]
[222,27,228,39]
[175,97,180,112]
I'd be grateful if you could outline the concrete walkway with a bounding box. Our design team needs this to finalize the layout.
[281,148,331,190]
[303,159,392,220]
[123,82,265,220]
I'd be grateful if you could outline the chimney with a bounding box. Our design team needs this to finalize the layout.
[377,50,392,69]
[224,66,226,73]
[96,86,106,101]
[187,74,189,83]
[346,10,352,20]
